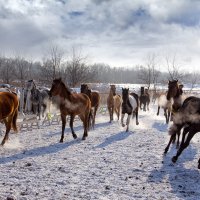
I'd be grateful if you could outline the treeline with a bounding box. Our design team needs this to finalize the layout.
[0,55,198,88]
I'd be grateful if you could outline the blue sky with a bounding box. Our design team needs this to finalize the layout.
[0,0,200,72]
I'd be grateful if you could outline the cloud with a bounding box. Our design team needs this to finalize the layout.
[0,0,200,70]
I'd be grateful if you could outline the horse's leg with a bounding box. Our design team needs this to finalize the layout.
[69,114,77,139]
[164,108,168,124]
[108,106,112,123]
[143,102,146,111]
[121,113,125,127]
[116,105,120,120]
[93,105,98,128]
[1,118,12,145]
[60,114,67,143]
[164,134,176,154]
[126,114,131,132]
[157,106,160,116]
[198,158,200,169]
[172,129,197,163]
[38,103,41,120]
[80,112,89,140]
[135,108,139,125]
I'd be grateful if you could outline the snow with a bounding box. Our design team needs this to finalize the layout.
[0,103,200,200]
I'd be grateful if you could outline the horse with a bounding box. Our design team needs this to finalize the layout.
[26,80,49,119]
[157,93,172,124]
[164,80,186,152]
[167,80,184,114]
[166,96,200,168]
[107,85,122,123]
[0,92,19,145]
[80,84,100,128]
[121,88,139,132]
[140,87,150,111]
[49,78,92,142]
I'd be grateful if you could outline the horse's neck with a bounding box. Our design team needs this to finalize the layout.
[59,86,71,101]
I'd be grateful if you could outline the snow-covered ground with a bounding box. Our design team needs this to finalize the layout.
[0,103,200,200]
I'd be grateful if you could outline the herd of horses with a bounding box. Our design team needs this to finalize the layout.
[1,78,200,169]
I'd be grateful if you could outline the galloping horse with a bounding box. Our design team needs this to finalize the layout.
[167,96,200,168]
[140,87,150,111]
[49,78,92,142]
[164,80,185,152]
[80,84,100,128]
[107,85,122,123]
[121,88,139,132]
[0,92,19,145]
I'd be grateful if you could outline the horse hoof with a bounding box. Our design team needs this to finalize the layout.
[59,139,63,143]
[198,164,200,169]
[82,137,86,140]
[172,156,177,163]
[73,134,77,139]
[136,122,139,125]
[122,124,125,127]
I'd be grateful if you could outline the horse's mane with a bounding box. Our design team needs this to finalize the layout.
[54,78,71,96]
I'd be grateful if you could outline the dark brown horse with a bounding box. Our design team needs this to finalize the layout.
[80,84,100,128]
[164,80,185,152]
[167,96,200,168]
[49,78,92,142]
[0,92,19,145]
[140,87,150,111]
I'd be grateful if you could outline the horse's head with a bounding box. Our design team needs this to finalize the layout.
[167,80,179,100]
[110,85,116,96]
[81,84,89,93]
[122,88,129,101]
[49,78,71,98]
[26,80,36,91]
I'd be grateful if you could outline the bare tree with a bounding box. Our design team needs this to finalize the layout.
[165,54,184,80]
[64,47,96,87]
[42,44,64,82]
[15,56,31,87]
[0,58,16,84]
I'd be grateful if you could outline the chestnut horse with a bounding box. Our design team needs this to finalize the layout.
[0,92,19,145]
[49,78,92,142]
[107,85,122,123]
[121,88,139,132]
[80,84,100,128]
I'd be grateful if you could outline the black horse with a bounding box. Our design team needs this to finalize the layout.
[140,87,150,111]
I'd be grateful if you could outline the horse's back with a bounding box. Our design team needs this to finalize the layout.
[113,94,122,107]
[91,91,100,107]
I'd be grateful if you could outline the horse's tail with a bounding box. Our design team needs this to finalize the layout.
[12,108,18,132]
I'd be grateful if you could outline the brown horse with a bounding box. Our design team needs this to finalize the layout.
[49,78,92,142]
[0,92,19,145]
[80,84,100,128]
[107,85,122,123]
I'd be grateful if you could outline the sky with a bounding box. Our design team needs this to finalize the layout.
[0,0,200,72]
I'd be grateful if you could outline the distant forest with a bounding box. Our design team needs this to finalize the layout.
[0,54,199,89]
